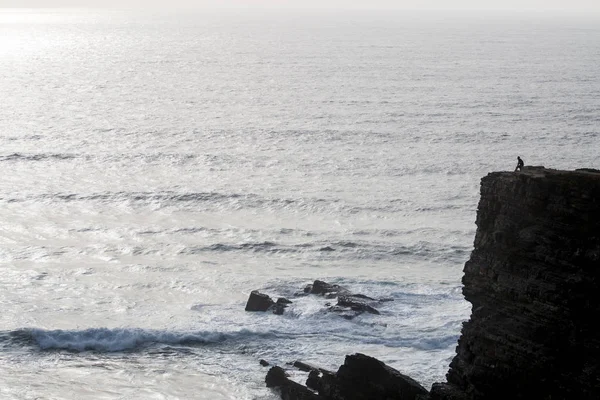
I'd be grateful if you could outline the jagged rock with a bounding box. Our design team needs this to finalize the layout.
[273,303,286,315]
[266,366,322,399]
[260,359,271,367]
[247,281,387,318]
[326,295,381,319]
[324,353,428,400]
[267,353,428,400]
[293,360,320,372]
[428,383,467,400]
[273,297,293,314]
[319,246,336,252]
[347,293,375,301]
[245,290,275,312]
[302,280,383,318]
[306,370,322,391]
[303,280,350,297]
[336,295,380,315]
[430,167,600,400]
[245,292,293,314]
[265,167,600,400]
[266,366,290,388]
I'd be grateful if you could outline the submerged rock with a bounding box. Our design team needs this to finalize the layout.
[336,295,380,315]
[303,280,382,317]
[303,280,350,297]
[247,280,386,318]
[266,366,322,400]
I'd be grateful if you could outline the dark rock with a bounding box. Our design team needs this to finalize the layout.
[575,168,600,173]
[266,366,323,400]
[245,290,275,312]
[260,359,271,367]
[266,167,600,400]
[304,280,350,297]
[266,366,289,388]
[272,297,293,315]
[347,293,375,301]
[273,303,286,315]
[303,281,386,318]
[327,306,362,320]
[428,383,468,400]
[282,383,322,400]
[337,295,380,315]
[267,354,427,400]
[325,295,381,319]
[319,246,336,252]
[429,167,600,400]
[321,353,429,400]
[306,370,321,391]
[293,360,320,372]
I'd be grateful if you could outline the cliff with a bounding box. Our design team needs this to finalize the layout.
[430,166,600,400]
[265,166,600,400]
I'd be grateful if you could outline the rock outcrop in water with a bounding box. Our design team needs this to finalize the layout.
[266,167,600,400]
[245,290,292,315]
[265,353,428,400]
[246,280,388,318]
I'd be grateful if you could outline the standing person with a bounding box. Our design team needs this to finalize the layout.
[515,156,524,171]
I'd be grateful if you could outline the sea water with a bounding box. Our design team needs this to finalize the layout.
[0,8,598,399]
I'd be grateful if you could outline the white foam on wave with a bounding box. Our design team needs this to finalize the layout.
[28,327,276,352]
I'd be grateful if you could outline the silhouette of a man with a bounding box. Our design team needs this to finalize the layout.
[515,156,524,172]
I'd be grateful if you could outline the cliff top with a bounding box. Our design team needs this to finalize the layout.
[491,166,600,179]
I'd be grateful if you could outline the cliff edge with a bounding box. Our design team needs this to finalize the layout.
[264,166,600,400]
[430,166,600,400]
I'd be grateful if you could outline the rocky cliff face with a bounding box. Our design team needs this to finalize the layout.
[430,166,600,400]
[264,167,600,400]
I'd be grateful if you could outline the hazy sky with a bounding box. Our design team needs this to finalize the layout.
[1,0,599,12]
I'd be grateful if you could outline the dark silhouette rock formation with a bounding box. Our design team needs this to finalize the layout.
[244,290,293,314]
[266,353,428,400]
[265,166,600,400]
[246,280,387,317]
[245,290,275,312]
[304,280,351,297]
[430,167,600,400]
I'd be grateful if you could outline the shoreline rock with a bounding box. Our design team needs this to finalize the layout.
[245,280,389,318]
[266,353,428,400]
[264,167,600,400]
[431,167,600,399]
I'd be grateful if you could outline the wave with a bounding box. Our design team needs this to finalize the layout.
[2,238,471,264]
[0,323,461,354]
[0,190,383,213]
[0,191,249,205]
[0,153,80,162]
[1,328,278,353]
[177,239,471,262]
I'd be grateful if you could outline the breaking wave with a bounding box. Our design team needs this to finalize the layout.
[2,328,279,352]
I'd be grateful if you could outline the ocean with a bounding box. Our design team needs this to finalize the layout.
[0,8,598,399]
